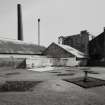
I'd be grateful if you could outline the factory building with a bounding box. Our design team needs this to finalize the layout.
[88,28,105,66]
[1,3,104,69]
[58,30,90,55]
[58,28,105,66]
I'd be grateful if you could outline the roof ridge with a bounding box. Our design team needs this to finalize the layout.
[55,43,85,58]
[0,39,45,55]
[0,38,44,46]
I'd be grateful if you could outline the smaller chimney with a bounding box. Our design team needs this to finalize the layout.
[38,18,40,45]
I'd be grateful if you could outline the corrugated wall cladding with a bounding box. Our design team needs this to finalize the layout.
[0,58,26,68]
[0,39,45,55]
[0,55,44,68]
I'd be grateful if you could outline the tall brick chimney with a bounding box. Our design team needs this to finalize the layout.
[17,4,23,41]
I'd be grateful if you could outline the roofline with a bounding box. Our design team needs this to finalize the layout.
[89,32,103,43]
[58,30,90,39]
[0,53,43,55]
[43,42,87,58]
[55,43,75,57]
[44,42,75,57]
[42,42,55,54]
[0,38,45,48]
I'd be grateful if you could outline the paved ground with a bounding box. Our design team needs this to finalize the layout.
[0,67,105,105]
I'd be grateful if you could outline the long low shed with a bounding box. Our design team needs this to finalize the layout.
[0,39,45,68]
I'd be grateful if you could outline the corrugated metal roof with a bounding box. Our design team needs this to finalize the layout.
[0,39,45,55]
[56,43,86,58]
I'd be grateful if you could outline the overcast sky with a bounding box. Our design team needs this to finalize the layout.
[0,0,105,46]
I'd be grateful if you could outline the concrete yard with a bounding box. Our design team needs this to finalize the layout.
[0,67,105,105]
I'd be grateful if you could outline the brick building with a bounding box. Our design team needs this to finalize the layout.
[58,30,90,55]
[88,28,105,66]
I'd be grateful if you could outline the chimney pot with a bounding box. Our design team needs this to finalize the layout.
[80,30,88,35]
[58,36,64,44]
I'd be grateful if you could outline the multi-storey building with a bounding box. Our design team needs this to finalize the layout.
[58,30,90,55]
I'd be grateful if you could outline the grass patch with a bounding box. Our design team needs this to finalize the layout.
[63,77,105,88]
[0,81,42,92]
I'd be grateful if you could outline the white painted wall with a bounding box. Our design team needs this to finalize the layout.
[0,54,42,68]
[26,57,81,68]
[0,54,40,58]
[0,54,83,68]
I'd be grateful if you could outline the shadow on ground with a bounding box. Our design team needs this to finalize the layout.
[63,77,105,88]
[0,81,43,92]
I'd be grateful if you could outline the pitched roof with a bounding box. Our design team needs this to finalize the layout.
[89,32,104,43]
[0,38,45,55]
[55,43,86,58]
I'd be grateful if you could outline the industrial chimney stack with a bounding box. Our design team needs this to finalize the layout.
[17,4,23,41]
[38,18,40,45]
